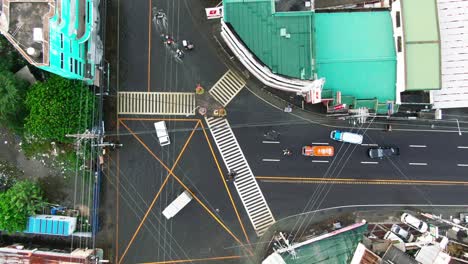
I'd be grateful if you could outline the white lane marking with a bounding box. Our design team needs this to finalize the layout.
[458,146,468,149]
[409,163,428,166]
[262,159,280,162]
[312,160,329,163]
[262,141,280,144]
[361,144,378,146]
[409,145,427,148]
[361,161,379,164]
[312,142,329,145]
[457,164,468,167]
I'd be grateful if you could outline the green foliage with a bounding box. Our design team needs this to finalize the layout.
[0,180,46,233]
[0,161,22,191]
[25,75,95,143]
[0,70,30,133]
[0,36,27,72]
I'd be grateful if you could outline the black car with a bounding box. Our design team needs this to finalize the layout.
[368,146,400,159]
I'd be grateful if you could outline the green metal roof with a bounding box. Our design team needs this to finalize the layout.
[315,12,397,102]
[280,224,367,264]
[223,0,314,79]
[402,0,441,91]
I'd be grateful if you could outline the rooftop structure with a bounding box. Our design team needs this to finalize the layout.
[224,0,315,80]
[431,0,468,109]
[263,222,367,264]
[314,11,396,103]
[0,0,100,83]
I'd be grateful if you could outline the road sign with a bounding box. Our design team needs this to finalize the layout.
[205,6,223,19]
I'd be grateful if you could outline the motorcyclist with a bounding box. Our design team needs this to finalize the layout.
[283,149,292,156]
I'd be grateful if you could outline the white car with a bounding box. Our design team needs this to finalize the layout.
[154,121,170,146]
[391,224,414,242]
[401,213,428,233]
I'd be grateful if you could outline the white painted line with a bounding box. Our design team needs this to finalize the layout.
[312,160,329,163]
[312,142,329,145]
[409,163,428,166]
[361,161,379,164]
[457,164,468,167]
[458,146,468,149]
[262,159,280,162]
[361,144,378,146]
[409,145,427,148]
[262,141,280,144]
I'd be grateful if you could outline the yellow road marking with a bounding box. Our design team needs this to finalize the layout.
[256,176,468,186]
[200,121,251,247]
[119,120,253,259]
[118,120,199,264]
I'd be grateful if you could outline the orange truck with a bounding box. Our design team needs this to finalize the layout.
[302,146,334,157]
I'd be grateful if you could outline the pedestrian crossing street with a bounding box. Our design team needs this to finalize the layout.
[118,92,196,115]
[205,117,275,237]
[209,70,246,107]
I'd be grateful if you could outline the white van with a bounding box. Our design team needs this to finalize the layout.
[154,121,170,146]
[162,190,193,219]
[330,130,363,144]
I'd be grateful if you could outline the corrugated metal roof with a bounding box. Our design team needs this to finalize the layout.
[223,0,314,80]
[401,0,442,91]
[432,0,468,109]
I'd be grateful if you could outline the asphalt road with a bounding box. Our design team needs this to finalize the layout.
[111,0,468,262]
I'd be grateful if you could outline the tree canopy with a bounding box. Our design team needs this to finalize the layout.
[0,70,29,132]
[0,180,45,233]
[25,75,95,142]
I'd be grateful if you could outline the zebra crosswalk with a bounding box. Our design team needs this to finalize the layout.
[209,70,246,107]
[118,92,196,115]
[205,117,275,237]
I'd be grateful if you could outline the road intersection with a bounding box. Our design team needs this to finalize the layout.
[108,0,468,262]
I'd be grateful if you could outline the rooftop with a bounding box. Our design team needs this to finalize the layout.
[1,1,53,65]
[223,0,315,80]
[314,11,397,102]
[401,0,441,91]
[278,223,367,263]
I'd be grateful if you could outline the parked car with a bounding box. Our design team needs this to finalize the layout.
[302,146,334,157]
[391,224,414,242]
[401,213,428,233]
[368,146,400,159]
[384,231,405,244]
[330,130,363,144]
